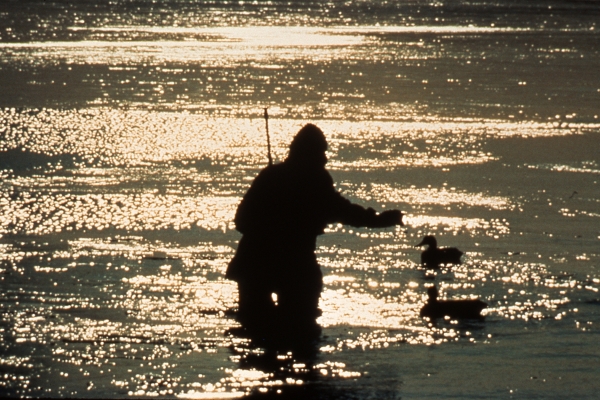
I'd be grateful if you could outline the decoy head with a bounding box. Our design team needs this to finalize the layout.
[416,235,437,248]
[426,286,439,301]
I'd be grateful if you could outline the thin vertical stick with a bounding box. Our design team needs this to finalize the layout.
[264,108,273,166]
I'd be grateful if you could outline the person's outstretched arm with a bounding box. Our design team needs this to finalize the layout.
[319,168,403,228]
[333,198,403,228]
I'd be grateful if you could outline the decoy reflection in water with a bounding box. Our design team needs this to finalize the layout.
[420,286,487,320]
[416,235,463,269]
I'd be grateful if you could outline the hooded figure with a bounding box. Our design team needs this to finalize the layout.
[227,124,403,335]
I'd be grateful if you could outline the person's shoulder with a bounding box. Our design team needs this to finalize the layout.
[319,168,334,185]
[261,162,286,175]
[254,162,286,182]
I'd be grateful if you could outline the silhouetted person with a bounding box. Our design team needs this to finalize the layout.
[227,124,403,337]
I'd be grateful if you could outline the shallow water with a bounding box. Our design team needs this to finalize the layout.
[1,1,600,399]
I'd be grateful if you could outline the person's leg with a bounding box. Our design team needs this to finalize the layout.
[276,264,323,330]
[237,281,275,330]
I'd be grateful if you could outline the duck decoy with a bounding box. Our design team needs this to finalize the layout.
[416,235,463,269]
[420,286,487,320]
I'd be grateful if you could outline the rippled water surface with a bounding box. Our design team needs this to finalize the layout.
[1,1,600,399]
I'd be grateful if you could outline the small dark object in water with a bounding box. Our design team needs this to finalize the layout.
[416,235,463,269]
[420,286,487,320]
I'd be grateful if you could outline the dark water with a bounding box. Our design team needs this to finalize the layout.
[1,1,599,398]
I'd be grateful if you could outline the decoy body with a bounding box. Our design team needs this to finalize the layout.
[416,235,463,268]
[420,286,487,320]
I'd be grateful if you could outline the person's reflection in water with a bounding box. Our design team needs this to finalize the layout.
[229,341,359,399]
[227,124,403,341]
[231,344,358,399]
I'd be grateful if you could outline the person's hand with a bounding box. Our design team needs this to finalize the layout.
[378,210,404,227]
